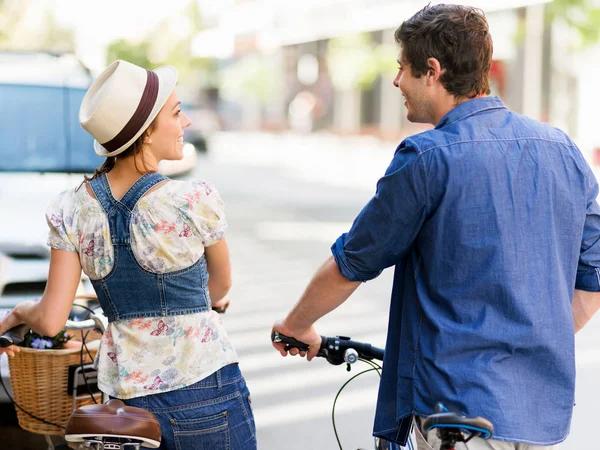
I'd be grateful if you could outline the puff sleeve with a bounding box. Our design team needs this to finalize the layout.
[46,190,78,252]
[184,180,228,247]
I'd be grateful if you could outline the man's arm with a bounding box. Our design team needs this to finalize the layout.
[272,257,360,360]
[574,161,600,332]
[572,289,600,333]
[272,141,427,360]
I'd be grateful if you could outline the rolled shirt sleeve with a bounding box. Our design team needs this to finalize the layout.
[576,166,600,291]
[331,140,429,282]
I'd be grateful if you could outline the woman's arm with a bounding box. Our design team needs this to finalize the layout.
[204,238,232,304]
[0,249,82,346]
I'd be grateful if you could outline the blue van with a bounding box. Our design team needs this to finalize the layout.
[0,52,101,406]
[0,51,103,173]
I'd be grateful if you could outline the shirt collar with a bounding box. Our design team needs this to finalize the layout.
[435,96,507,129]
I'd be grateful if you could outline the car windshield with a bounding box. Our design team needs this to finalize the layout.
[0,52,103,173]
[0,83,103,173]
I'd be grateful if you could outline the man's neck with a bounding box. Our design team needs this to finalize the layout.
[432,94,485,126]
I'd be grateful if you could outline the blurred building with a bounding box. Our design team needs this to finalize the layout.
[193,0,598,154]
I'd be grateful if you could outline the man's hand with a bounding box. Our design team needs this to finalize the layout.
[272,319,322,361]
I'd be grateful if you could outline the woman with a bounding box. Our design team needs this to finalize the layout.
[0,60,256,450]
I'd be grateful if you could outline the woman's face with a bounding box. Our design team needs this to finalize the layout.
[146,90,191,162]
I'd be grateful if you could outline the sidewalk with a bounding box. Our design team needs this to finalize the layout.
[210,131,600,199]
[209,131,397,191]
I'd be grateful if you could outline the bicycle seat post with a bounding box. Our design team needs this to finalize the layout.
[439,428,464,450]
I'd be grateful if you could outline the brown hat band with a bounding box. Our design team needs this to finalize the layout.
[101,70,159,153]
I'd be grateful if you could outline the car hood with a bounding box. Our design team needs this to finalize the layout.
[0,172,85,256]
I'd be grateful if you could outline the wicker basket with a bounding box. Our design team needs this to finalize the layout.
[7,341,102,435]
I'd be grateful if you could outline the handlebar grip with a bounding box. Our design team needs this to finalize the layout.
[0,324,30,348]
[271,331,324,352]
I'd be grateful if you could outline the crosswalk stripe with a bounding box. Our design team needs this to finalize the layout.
[253,383,379,429]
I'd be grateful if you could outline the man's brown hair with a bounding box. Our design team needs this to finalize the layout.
[395,4,493,98]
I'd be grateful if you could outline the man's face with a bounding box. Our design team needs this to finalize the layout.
[393,52,434,124]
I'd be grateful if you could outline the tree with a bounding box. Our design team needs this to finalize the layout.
[515,0,600,47]
[220,54,282,105]
[0,0,28,45]
[106,40,152,69]
[546,0,600,47]
[104,0,213,86]
[326,33,397,92]
[0,0,73,52]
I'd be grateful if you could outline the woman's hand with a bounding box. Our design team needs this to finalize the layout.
[0,306,29,357]
[211,296,231,314]
[0,344,21,358]
[0,345,21,358]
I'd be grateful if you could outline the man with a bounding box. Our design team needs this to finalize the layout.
[272,4,600,450]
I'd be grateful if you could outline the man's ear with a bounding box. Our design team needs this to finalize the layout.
[426,57,443,85]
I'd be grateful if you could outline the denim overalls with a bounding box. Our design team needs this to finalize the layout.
[88,172,211,322]
[88,172,256,450]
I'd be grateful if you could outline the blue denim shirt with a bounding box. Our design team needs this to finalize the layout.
[331,97,600,445]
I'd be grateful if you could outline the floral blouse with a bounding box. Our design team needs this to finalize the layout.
[46,179,238,399]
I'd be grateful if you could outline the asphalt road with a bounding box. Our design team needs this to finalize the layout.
[203,132,600,450]
[2,131,599,449]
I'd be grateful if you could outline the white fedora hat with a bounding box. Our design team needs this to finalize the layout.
[79,60,178,157]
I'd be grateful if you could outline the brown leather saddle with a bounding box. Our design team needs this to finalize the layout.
[65,398,161,448]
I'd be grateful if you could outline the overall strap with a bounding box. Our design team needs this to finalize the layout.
[88,173,118,214]
[119,172,167,211]
[88,172,167,245]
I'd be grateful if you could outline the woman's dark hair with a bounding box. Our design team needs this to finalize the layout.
[394,4,493,98]
[82,124,154,186]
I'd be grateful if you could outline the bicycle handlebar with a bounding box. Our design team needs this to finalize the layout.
[271,331,385,365]
[271,331,495,444]
[0,312,107,348]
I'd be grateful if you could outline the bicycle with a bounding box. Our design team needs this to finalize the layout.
[0,304,161,450]
[271,331,494,450]
[1,298,233,450]
[0,295,235,450]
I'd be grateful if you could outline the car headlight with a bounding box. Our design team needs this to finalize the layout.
[183,143,195,157]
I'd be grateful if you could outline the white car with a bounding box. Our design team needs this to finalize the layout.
[157,143,198,176]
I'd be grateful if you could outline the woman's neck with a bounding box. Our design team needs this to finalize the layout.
[105,156,157,199]
[112,155,157,176]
